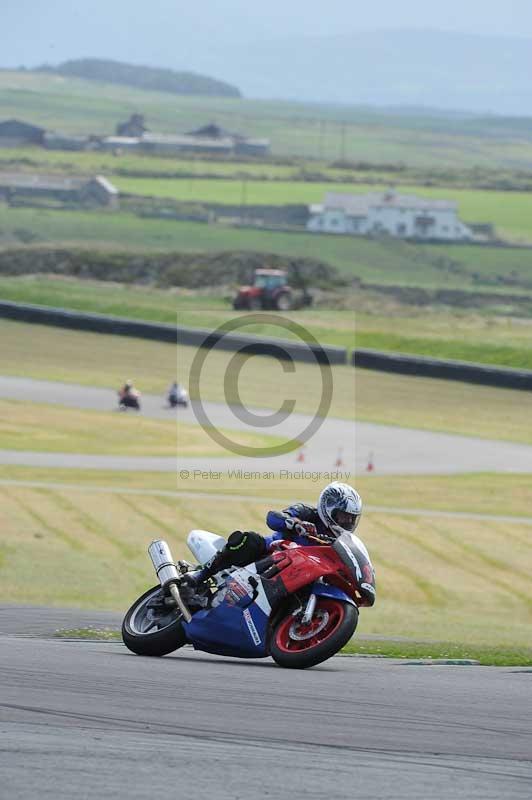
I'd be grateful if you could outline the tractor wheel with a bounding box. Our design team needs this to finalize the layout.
[275,292,292,311]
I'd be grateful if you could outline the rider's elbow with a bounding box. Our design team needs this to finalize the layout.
[266,510,284,531]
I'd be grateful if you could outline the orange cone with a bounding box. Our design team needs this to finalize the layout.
[335,447,344,468]
[297,449,305,463]
[366,452,375,472]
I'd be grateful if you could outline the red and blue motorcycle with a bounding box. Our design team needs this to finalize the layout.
[122,529,375,669]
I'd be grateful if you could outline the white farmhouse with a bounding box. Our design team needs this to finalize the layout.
[307,189,473,241]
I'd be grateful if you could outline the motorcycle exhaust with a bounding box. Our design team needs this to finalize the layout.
[148,540,192,623]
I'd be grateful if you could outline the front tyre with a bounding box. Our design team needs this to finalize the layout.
[122,585,187,657]
[270,598,358,669]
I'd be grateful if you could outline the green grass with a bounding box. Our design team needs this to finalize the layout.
[342,640,532,666]
[2,207,532,295]
[2,276,532,368]
[0,399,285,457]
[1,319,531,443]
[114,176,532,242]
[1,469,531,652]
[3,70,532,168]
[54,627,120,640]
[5,145,532,200]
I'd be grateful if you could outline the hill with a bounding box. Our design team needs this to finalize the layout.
[35,58,241,99]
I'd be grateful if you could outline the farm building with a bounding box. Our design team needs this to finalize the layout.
[139,132,234,155]
[0,119,46,147]
[0,173,119,208]
[187,123,271,157]
[44,132,93,151]
[116,114,148,137]
[307,190,473,241]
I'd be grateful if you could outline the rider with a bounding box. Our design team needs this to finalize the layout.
[119,380,135,399]
[180,482,374,604]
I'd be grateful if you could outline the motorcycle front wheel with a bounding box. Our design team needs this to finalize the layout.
[270,598,358,669]
[122,585,187,657]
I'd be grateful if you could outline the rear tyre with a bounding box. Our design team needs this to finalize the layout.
[270,598,358,669]
[122,585,187,657]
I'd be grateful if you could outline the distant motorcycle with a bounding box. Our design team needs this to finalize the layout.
[118,388,141,412]
[168,385,188,408]
[122,528,375,669]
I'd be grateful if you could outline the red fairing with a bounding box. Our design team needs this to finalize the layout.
[270,543,359,602]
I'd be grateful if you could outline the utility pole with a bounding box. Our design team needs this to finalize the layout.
[240,177,247,224]
[318,119,325,162]
[340,122,347,162]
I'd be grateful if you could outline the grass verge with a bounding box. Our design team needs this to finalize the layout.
[0,399,285,457]
[51,627,532,665]
[342,640,532,667]
[54,627,120,640]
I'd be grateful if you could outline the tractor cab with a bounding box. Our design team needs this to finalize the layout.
[253,269,287,291]
[233,268,292,311]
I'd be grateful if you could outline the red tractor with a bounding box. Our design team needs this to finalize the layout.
[233,268,311,311]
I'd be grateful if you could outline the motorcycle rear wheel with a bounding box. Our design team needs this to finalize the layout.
[122,585,187,657]
[270,598,358,669]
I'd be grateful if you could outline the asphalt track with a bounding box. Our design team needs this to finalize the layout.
[1,607,531,800]
[2,376,532,475]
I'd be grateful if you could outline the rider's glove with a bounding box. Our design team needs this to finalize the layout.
[284,517,317,538]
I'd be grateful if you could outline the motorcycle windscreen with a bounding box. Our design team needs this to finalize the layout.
[332,533,376,605]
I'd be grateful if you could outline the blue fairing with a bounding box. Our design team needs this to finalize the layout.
[183,589,269,659]
[312,582,357,607]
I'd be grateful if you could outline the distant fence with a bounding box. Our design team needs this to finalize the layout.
[1,300,530,389]
[353,348,532,391]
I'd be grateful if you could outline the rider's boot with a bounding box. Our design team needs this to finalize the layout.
[178,530,266,591]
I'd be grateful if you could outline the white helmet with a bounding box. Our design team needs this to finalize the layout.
[318,482,362,537]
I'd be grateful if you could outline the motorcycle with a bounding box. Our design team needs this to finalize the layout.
[118,388,141,411]
[168,385,188,408]
[122,528,375,669]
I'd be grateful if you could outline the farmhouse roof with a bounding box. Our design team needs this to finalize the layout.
[0,172,85,190]
[0,119,47,135]
[322,191,457,214]
[187,123,243,140]
[141,132,234,149]
[0,172,118,194]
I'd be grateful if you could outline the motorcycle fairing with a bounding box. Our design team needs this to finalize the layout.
[182,568,270,658]
[310,581,357,608]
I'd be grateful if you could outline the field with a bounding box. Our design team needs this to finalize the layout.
[0,467,531,655]
[3,69,532,168]
[2,208,532,296]
[2,275,532,368]
[111,176,532,242]
[1,69,532,666]
[0,399,283,457]
[1,319,531,443]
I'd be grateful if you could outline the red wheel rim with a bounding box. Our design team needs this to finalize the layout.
[274,598,346,654]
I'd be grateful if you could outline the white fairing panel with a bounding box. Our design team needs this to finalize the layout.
[187,529,226,565]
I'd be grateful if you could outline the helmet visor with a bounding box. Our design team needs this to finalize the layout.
[332,510,360,533]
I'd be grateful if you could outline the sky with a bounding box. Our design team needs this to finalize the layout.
[2,0,532,70]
